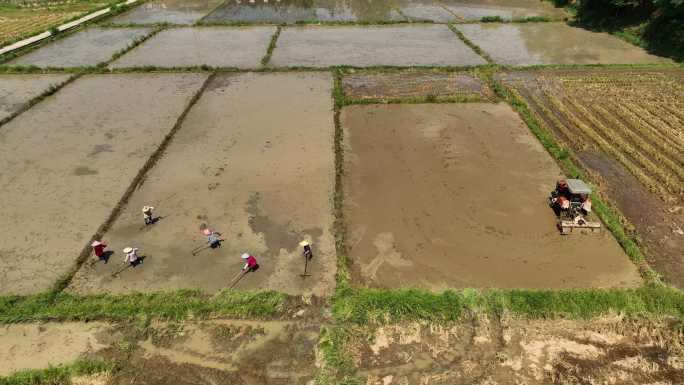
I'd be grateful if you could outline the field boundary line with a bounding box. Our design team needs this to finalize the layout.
[260,26,282,67]
[0,73,81,129]
[447,23,495,64]
[0,0,140,56]
[50,72,217,294]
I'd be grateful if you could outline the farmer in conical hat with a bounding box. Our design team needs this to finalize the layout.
[299,239,313,260]
[142,205,155,226]
[123,246,140,266]
[91,240,107,262]
[241,253,259,272]
[203,228,222,249]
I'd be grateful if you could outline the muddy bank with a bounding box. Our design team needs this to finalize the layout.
[0,322,115,376]
[341,70,494,101]
[348,314,684,384]
[10,27,152,68]
[443,0,567,21]
[457,22,670,65]
[0,74,71,122]
[100,320,320,385]
[111,27,274,69]
[498,69,683,287]
[0,320,321,384]
[111,0,223,25]
[69,72,336,296]
[342,103,641,289]
[0,73,207,294]
[271,25,487,67]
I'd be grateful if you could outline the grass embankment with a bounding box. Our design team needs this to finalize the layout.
[0,290,284,323]
[0,359,111,385]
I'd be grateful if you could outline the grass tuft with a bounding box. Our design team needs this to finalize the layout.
[260,26,282,67]
[0,359,111,385]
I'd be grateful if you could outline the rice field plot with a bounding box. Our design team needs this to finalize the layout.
[498,69,684,288]
[0,0,110,47]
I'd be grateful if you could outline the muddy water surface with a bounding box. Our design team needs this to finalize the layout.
[457,22,670,65]
[0,74,71,121]
[342,104,641,289]
[10,27,152,67]
[111,27,274,68]
[69,73,336,296]
[442,0,566,20]
[203,0,407,23]
[111,0,224,25]
[271,25,486,67]
[0,74,207,294]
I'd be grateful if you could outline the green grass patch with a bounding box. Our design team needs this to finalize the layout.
[333,284,684,324]
[480,16,504,23]
[0,358,111,385]
[0,289,284,323]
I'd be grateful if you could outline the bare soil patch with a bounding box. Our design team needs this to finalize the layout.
[111,26,274,69]
[9,27,152,67]
[342,103,641,289]
[0,73,70,121]
[399,2,458,23]
[0,321,114,376]
[498,69,684,288]
[271,25,487,68]
[443,0,567,21]
[69,72,336,296]
[457,22,670,65]
[0,320,320,385]
[0,73,207,295]
[110,0,223,25]
[341,70,494,101]
[347,314,684,384]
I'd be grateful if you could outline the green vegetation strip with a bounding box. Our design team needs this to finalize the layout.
[0,290,284,323]
[332,284,684,324]
[0,359,111,385]
[260,25,282,66]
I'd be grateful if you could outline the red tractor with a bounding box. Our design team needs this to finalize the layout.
[549,179,601,234]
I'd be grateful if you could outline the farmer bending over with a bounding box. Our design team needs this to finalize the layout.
[123,247,141,266]
[142,206,155,226]
[241,253,259,272]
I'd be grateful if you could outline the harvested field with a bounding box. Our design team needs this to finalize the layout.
[202,0,406,23]
[271,25,487,67]
[442,0,567,21]
[347,314,684,384]
[0,73,208,295]
[341,70,494,101]
[0,322,112,376]
[342,103,641,289]
[398,2,458,23]
[0,73,70,121]
[0,320,320,385]
[110,0,223,25]
[0,0,110,47]
[498,69,684,288]
[9,27,152,67]
[110,27,274,69]
[457,22,669,65]
[69,72,336,296]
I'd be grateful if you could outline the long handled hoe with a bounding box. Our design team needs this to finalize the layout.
[300,255,311,278]
[228,270,248,289]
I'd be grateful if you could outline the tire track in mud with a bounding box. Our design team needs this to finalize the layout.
[53,72,217,293]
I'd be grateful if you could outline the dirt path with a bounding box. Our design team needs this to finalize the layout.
[342,103,641,289]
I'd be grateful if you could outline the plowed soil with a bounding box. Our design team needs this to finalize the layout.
[342,103,641,289]
[498,69,684,288]
[348,314,684,384]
